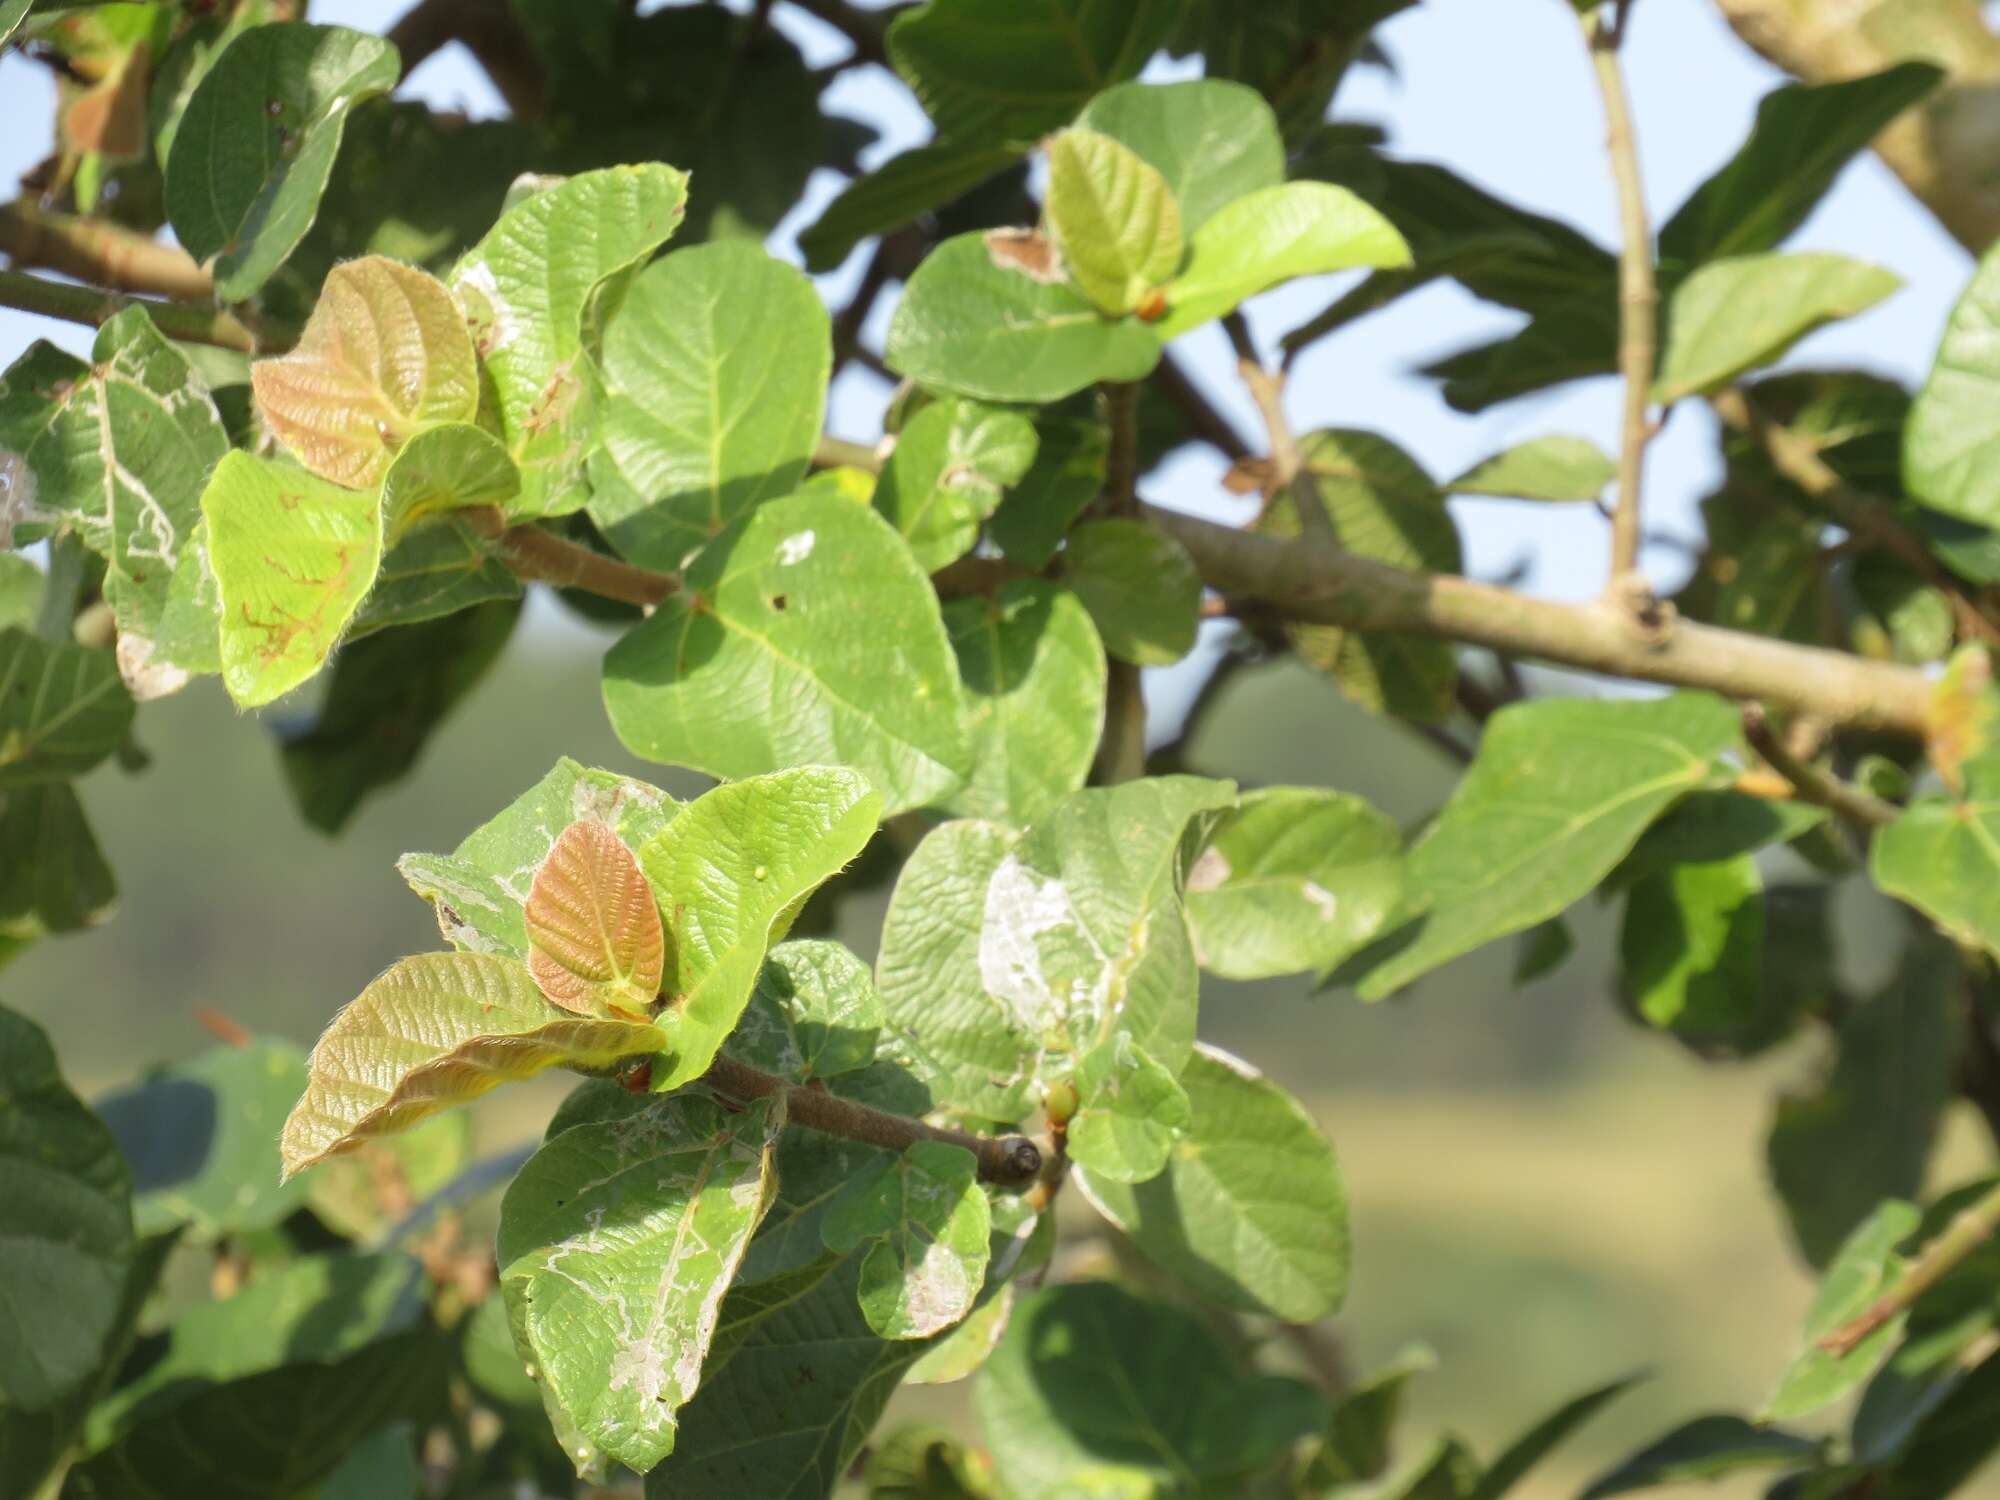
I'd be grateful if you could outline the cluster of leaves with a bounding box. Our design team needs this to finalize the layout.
[15,0,2000,1497]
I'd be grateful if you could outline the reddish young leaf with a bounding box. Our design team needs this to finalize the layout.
[525,818,667,1018]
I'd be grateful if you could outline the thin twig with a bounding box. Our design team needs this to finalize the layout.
[1235,338,1340,552]
[0,202,211,300]
[1096,660,1148,783]
[1585,1,1659,591]
[461,507,676,607]
[0,268,266,352]
[1821,1179,2000,1357]
[1710,387,2000,647]
[702,1053,1043,1186]
[1740,703,1898,827]
[813,433,884,472]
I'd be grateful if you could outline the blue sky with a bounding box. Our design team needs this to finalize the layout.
[0,0,1972,627]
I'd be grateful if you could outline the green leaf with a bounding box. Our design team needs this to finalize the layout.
[886,0,1180,144]
[1762,1199,1922,1423]
[0,556,41,633]
[942,580,1106,825]
[1183,786,1403,980]
[201,451,384,708]
[377,422,518,543]
[450,164,690,519]
[974,1281,1327,1497]
[1077,1043,1348,1321]
[1852,553,1955,665]
[1256,429,1460,722]
[1302,1344,1436,1485]
[88,1251,425,1442]
[905,1287,1014,1388]
[1444,434,1614,502]
[1351,693,1741,999]
[1657,65,1943,270]
[1577,1416,1819,1500]
[1653,253,1900,403]
[1061,517,1200,665]
[800,142,1025,274]
[279,952,667,1178]
[639,766,882,1092]
[1620,856,1765,1039]
[164,22,400,300]
[1065,1035,1190,1184]
[0,782,115,939]
[11,308,227,694]
[644,1250,934,1498]
[0,1003,133,1412]
[500,1094,781,1477]
[874,398,1037,572]
[1908,241,2000,527]
[0,1231,175,1500]
[398,759,678,957]
[278,599,520,834]
[97,1039,311,1238]
[251,257,481,491]
[822,1141,991,1340]
[727,939,884,1084]
[1865,1355,2000,1498]
[1467,1375,1640,1500]
[1045,128,1184,316]
[65,1331,445,1500]
[314,1424,421,1500]
[1075,79,1285,234]
[877,778,1235,1119]
[1873,760,2000,958]
[0,627,133,788]
[886,232,1165,404]
[1768,936,1959,1268]
[602,493,971,814]
[525,816,667,1019]
[349,515,521,636]
[1154,182,1410,338]
[988,408,1109,569]
[588,243,830,570]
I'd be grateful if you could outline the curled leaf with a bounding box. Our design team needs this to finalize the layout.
[526,818,667,1019]
[280,952,665,1179]
[251,255,480,489]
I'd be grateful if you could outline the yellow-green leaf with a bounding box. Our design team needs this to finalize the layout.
[201,451,383,707]
[279,951,665,1178]
[1045,127,1183,316]
[251,255,480,490]
[526,818,667,1019]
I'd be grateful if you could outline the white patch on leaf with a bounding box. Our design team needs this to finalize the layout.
[1301,879,1339,922]
[1185,846,1231,892]
[776,529,815,565]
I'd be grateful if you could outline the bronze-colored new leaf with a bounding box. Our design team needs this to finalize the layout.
[525,818,667,1018]
[250,255,481,490]
[280,952,666,1180]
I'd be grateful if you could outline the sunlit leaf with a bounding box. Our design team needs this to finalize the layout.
[1077,1043,1348,1320]
[500,1094,781,1477]
[251,256,481,490]
[874,398,1036,572]
[1444,434,1614,502]
[525,818,666,1019]
[1045,128,1183,316]
[1060,517,1200,665]
[1076,79,1285,233]
[201,451,383,708]
[823,1141,990,1340]
[1064,1035,1189,1184]
[638,766,881,1092]
[279,952,666,1178]
[588,243,829,570]
[726,939,884,1084]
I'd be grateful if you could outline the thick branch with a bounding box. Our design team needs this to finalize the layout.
[1710,388,2000,647]
[1587,3,1660,586]
[1821,1179,2000,1356]
[1740,703,1898,828]
[0,202,211,300]
[1141,503,1935,735]
[702,1053,1044,1187]
[0,269,264,352]
[1711,0,2000,253]
[461,507,675,606]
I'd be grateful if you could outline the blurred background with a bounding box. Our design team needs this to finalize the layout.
[2,0,1990,1490]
